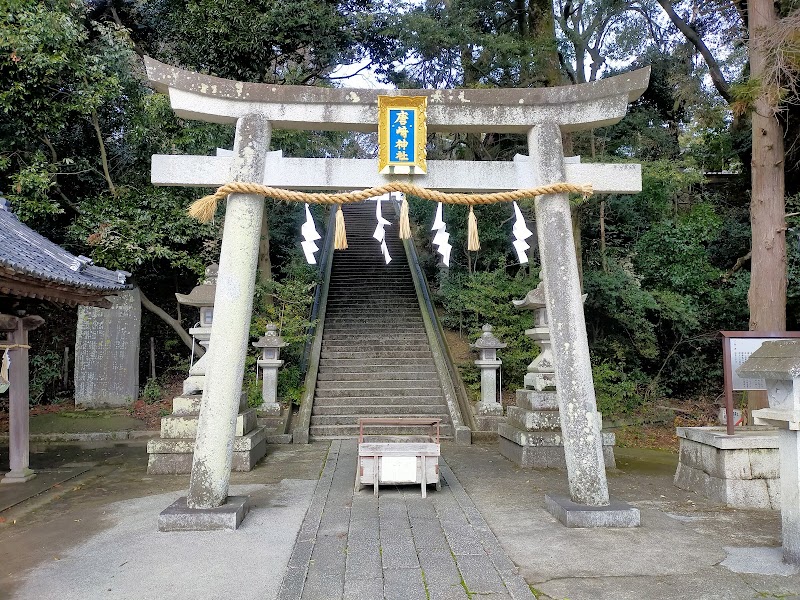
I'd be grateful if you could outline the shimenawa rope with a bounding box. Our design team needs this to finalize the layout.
[188,181,593,250]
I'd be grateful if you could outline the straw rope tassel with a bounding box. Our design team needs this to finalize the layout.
[399,196,412,239]
[334,205,348,250]
[467,206,480,251]
[188,194,220,223]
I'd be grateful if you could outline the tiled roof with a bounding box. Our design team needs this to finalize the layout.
[0,201,130,294]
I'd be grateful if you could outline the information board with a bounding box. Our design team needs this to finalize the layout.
[729,338,769,391]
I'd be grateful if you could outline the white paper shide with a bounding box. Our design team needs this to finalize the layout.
[373,197,392,264]
[301,204,322,264]
[431,202,452,267]
[512,201,534,264]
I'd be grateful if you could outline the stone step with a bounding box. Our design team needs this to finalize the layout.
[323,317,423,325]
[147,426,267,474]
[323,331,428,339]
[320,350,432,359]
[516,389,559,411]
[321,345,430,354]
[312,404,449,416]
[309,423,452,439]
[311,413,448,426]
[498,423,615,447]
[319,358,435,368]
[506,406,561,431]
[312,394,445,406]
[160,409,257,439]
[322,324,427,332]
[315,386,441,398]
[148,425,266,453]
[317,365,437,375]
[316,379,439,390]
[171,393,248,416]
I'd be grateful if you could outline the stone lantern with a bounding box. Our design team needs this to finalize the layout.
[471,324,506,416]
[252,323,287,415]
[175,264,217,395]
[739,340,800,564]
[512,282,555,391]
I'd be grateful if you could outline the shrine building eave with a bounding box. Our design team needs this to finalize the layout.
[0,207,130,308]
[144,57,650,134]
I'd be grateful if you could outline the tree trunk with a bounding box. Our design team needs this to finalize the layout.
[747,0,786,411]
[748,0,786,333]
[258,206,273,305]
[600,200,608,273]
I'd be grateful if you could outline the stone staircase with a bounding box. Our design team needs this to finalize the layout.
[309,201,453,440]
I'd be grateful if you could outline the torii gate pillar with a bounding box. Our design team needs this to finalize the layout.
[529,124,615,513]
[158,115,270,530]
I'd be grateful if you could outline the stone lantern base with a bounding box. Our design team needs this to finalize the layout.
[499,389,616,469]
[147,391,267,474]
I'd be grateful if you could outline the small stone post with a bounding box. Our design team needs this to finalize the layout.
[529,123,609,508]
[183,114,271,518]
[470,324,505,416]
[2,315,44,484]
[253,323,287,415]
[739,340,800,564]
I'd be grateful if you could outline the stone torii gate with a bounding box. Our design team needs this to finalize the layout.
[145,57,649,530]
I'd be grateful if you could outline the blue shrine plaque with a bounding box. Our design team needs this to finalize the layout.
[378,96,427,174]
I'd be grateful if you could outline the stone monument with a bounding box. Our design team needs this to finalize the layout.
[74,288,141,407]
[739,340,800,563]
[144,56,649,529]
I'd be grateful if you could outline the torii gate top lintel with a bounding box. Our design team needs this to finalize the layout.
[144,57,650,134]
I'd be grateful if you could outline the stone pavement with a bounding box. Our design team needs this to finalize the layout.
[278,440,535,600]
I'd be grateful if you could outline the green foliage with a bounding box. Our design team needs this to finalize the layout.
[278,365,305,406]
[592,362,643,416]
[28,348,62,405]
[141,377,163,404]
[249,260,318,405]
[138,0,375,85]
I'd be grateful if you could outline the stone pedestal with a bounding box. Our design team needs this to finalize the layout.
[183,325,211,395]
[674,426,779,510]
[523,326,555,391]
[159,495,249,531]
[499,389,616,469]
[737,340,800,564]
[147,392,266,474]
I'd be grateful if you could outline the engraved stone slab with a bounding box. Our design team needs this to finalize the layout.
[74,288,141,407]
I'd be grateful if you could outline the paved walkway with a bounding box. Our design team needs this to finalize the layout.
[278,440,534,600]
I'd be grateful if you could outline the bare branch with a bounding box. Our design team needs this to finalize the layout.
[139,288,205,358]
[655,0,732,102]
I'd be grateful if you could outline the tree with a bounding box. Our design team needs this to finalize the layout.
[654,0,788,333]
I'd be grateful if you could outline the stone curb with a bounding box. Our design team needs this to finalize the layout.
[440,462,536,599]
[0,430,160,443]
[277,440,341,600]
